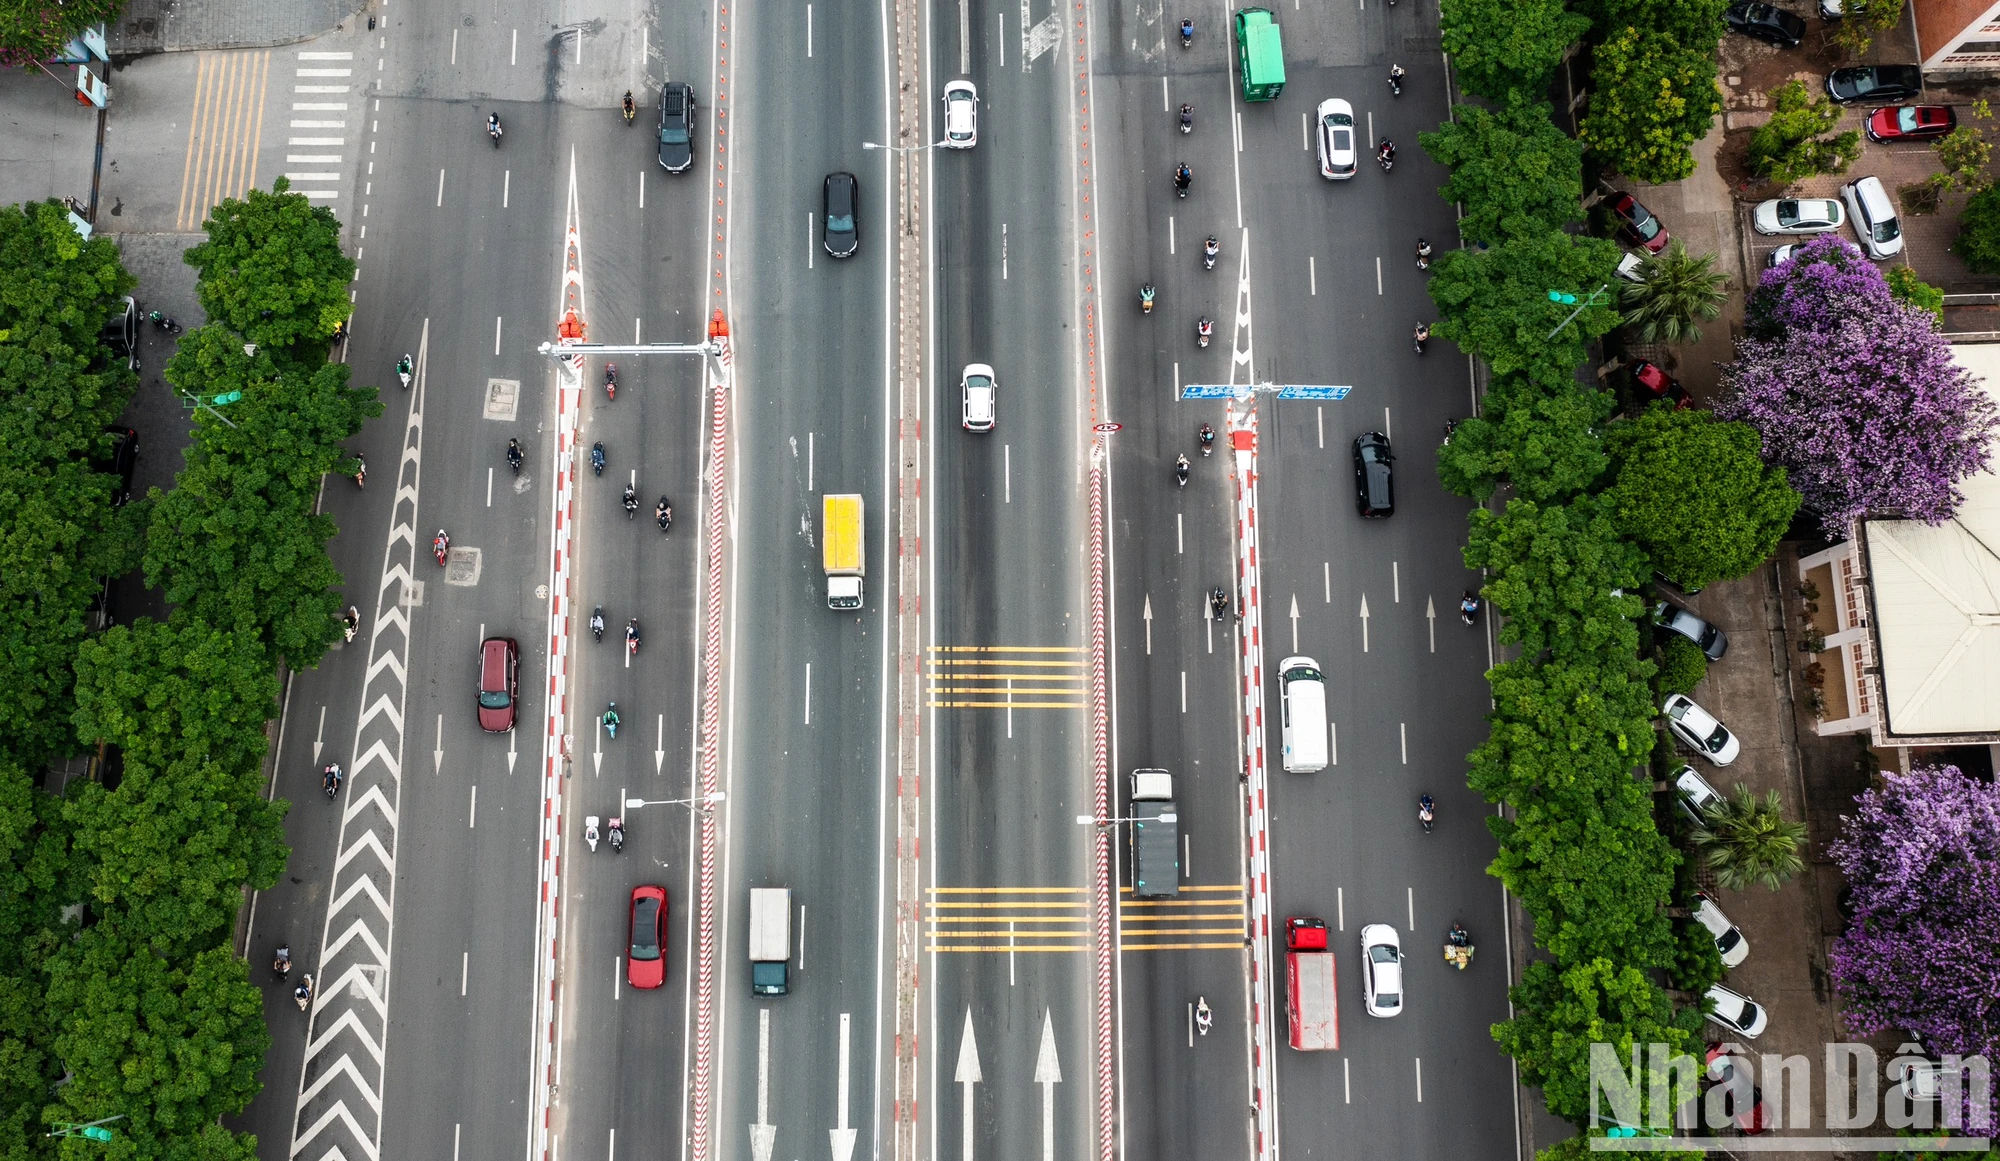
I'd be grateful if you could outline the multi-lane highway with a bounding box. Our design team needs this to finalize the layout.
[224,0,1526,1160]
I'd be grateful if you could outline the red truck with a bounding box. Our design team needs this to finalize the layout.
[1285,916,1339,1051]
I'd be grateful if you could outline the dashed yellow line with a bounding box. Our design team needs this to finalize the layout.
[928,645,1087,710]
[177,50,273,231]
[926,885,1246,952]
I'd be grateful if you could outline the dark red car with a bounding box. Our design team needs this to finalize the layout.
[1607,192,1671,253]
[1866,104,1957,143]
[1706,1044,1771,1134]
[627,885,668,989]
[477,636,519,732]
[1633,361,1690,410]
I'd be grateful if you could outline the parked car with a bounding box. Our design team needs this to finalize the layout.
[1842,175,1904,259]
[1705,1046,1771,1133]
[477,636,520,732]
[1606,192,1671,253]
[1654,598,1728,660]
[627,885,668,989]
[960,363,996,431]
[657,82,696,173]
[1866,104,1956,143]
[1359,923,1403,1018]
[942,80,978,148]
[1615,252,1648,283]
[1763,243,1796,268]
[1752,197,1844,235]
[1632,361,1689,410]
[1705,983,1769,1038]
[1891,1054,1947,1100]
[98,425,139,507]
[1351,432,1394,518]
[101,295,138,372]
[1724,2,1805,47]
[1665,694,1741,765]
[1674,764,1725,825]
[1818,0,1843,16]
[1691,892,1750,967]
[823,172,859,258]
[1316,98,1358,180]
[1826,64,1923,105]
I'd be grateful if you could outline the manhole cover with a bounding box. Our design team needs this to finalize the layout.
[444,547,482,586]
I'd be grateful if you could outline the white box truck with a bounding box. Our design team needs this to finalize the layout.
[749,887,792,996]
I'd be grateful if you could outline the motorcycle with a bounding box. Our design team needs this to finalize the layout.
[1377,145,1395,172]
[1443,418,1460,446]
[1197,317,1213,349]
[1174,454,1190,488]
[626,619,641,656]
[147,309,183,334]
[1179,104,1194,134]
[1180,17,1193,47]
[396,356,412,390]
[607,817,625,853]
[1413,323,1430,355]
[294,974,315,1011]
[506,438,523,474]
[1460,592,1481,626]
[1140,284,1156,315]
[622,92,637,125]
[603,703,621,739]
[1203,236,1218,271]
[1387,65,1405,97]
[341,605,360,643]
[1210,586,1230,620]
[433,529,450,567]
[1173,165,1191,198]
[656,498,672,534]
[273,945,293,979]
[488,114,503,147]
[1416,238,1432,270]
[590,605,606,643]
[604,362,618,402]
[622,485,639,520]
[584,815,601,852]
[323,763,344,799]
[1195,996,1213,1036]
[1418,794,1435,834]
[1198,423,1215,457]
[354,453,366,489]
[591,441,606,477]
[1444,923,1475,970]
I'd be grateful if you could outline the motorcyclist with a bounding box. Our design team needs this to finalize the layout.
[656,497,672,531]
[433,529,450,561]
[1460,591,1481,624]
[1418,794,1436,827]
[591,441,606,475]
[1203,235,1219,267]
[603,702,621,737]
[323,763,343,796]
[1413,322,1431,352]
[488,112,503,139]
[396,353,413,383]
[590,606,605,641]
[507,438,523,471]
[1210,586,1229,618]
[1416,237,1432,267]
[622,90,636,123]
[607,817,625,852]
[1174,452,1190,486]
[1387,63,1406,93]
[622,484,639,517]
[1377,138,1395,163]
[273,945,292,976]
[625,619,641,652]
[1179,17,1194,42]
[1140,283,1157,312]
[1173,162,1192,193]
[341,605,360,642]
[295,976,314,1009]
[1195,996,1213,1035]
[1198,422,1215,453]
[1179,103,1194,132]
[1196,316,1213,347]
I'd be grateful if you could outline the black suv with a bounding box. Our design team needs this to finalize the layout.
[1352,432,1394,518]
[823,172,859,258]
[1827,65,1923,105]
[1723,2,1805,47]
[658,82,696,173]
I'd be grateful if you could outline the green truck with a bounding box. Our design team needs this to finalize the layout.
[1234,8,1286,102]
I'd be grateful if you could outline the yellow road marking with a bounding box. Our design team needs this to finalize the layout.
[177,50,273,231]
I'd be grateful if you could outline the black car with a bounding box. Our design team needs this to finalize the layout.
[99,425,138,506]
[100,295,138,372]
[823,172,858,258]
[658,82,696,173]
[1826,65,1923,105]
[1352,432,1394,518]
[1724,2,1806,47]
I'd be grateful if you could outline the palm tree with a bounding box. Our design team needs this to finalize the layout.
[1690,784,1807,891]
[1617,239,1730,345]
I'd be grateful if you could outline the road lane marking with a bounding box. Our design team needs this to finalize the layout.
[1384,405,1392,440]
[1035,1014,1062,1161]
[1376,255,1383,294]
[504,170,510,208]
[928,646,1086,709]
[1415,1057,1424,1102]
[1310,256,1316,295]
[807,4,813,56]
[494,316,502,354]
[804,662,812,724]
[450,28,457,63]
[1169,216,1175,255]
[1330,721,1337,765]
[1323,561,1330,602]
[1407,886,1415,931]
[956,1012,982,1161]
[436,168,445,206]
[1118,887,1245,949]
[1337,887,1344,930]
[1317,406,1323,448]
[469,784,477,827]
[1393,561,1400,603]
[1179,671,1186,713]
[1344,1059,1350,1102]
[831,1013,855,1161]
[1176,513,1183,553]
[750,1009,775,1161]
[1004,445,1012,502]
[511,28,517,64]
[461,952,467,995]
[176,50,274,230]
[1161,75,1168,110]
[1400,722,1407,763]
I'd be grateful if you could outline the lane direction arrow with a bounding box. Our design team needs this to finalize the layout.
[593,714,604,776]
[654,713,665,774]
[830,1013,856,1161]
[506,724,517,774]
[955,1009,982,1161]
[1425,596,1436,654]
[1288,592,1301,654]
[1035,1010,1061,1161]
[312,705,326,764]
[433,712,444,773]
[1142,594,1154,656]
[751,1008,776,1161]
[1358,593,1371,654]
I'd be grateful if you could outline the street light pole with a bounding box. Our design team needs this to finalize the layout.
[626,791,727,816]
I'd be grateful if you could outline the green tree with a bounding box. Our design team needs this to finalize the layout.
[1464,497,1652,664]
[0,0,122,67]
[1578,27,1724,185]
[1616,239,1729,345]
[1690,784,1808,890]
[1421,97,1585,245]
[1668,911,1726,993]
[183,177,355,367]
[1886,265,1945,325]
[1494,957,1701,1125]
[1653,635,1708,696]
[1437,378,1615,503]
[1471,657,1658,809]
[1439,0,1588,101]
[1574,0,1729,42]
[1536,1135,1704,1161]
[0,200,143,770]
[1603,407,1801,590]
[1428,230,1624,392]
[1831,0,1908,57]
[1952,183,2000,275]
[1932,126,1994,195]
[1746,80,1863,183]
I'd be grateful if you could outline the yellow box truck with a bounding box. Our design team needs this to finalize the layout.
[823,494,864,609]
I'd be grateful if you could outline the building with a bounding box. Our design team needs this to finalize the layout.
[1918,0,2000,73]
[1798,342,2000,765]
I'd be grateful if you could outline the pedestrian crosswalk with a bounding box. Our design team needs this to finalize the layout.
[925,885,1246,952]
[927,645,1088,710]
[283,51,354,202]
[174,47,357,231]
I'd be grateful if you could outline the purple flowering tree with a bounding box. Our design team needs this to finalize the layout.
[1719,240,1997,533]
[1828,765,2000,1058]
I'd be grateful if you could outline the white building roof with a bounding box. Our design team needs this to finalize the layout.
[1863,342,2000,739]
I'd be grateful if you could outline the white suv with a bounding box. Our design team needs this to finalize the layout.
[1841,175,1904,259]
[1664,694,1741,765]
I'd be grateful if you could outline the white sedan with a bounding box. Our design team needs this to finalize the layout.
[1316,98,1357,180]
[1359,923,1403,1017]
[943,80,978,149]
[1664,694,1741,766]
[960,363,996,431]
[1752,197,1844,235]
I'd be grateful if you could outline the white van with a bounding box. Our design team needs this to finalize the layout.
[1841,175,1903,259]
[1277,655,1328,773]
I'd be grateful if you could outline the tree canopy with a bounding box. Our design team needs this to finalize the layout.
[183,178,354,368]
[1495,957,1701,1125]
[1437,377,1615,503]
[1421,98,1585,246]
[1428,230,1624,392]
[1602,406,1800,590]
[1577,26,1723,185]
[1439,0,1588,102]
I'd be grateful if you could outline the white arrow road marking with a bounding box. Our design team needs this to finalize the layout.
[432,713,443,773]
[955,1009,982,1161]
[1035,1011,1061,1161]
[1288,593,1301,654]
[313,705,326,764]
[593,714,604,776]
[1359,593,1371,653]
[507,725,517,774]
[1142,594,1153,655]
[1425,596,1436,653]
[829,1013,856,1161]
[750,1008,776,1161]
[653,714,664,774]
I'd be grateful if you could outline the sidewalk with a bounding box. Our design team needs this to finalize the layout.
[111,0,362,55]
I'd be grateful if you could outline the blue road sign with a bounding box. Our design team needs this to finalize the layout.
[1179,384,1352,401]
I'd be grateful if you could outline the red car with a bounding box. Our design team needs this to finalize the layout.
[1607,192,1671,253]
[477,636,519,732]
[1705,1044,1771,1134]
[628,885,668,989]
[1866,104,1956,143]
[1632,361,1690,410]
